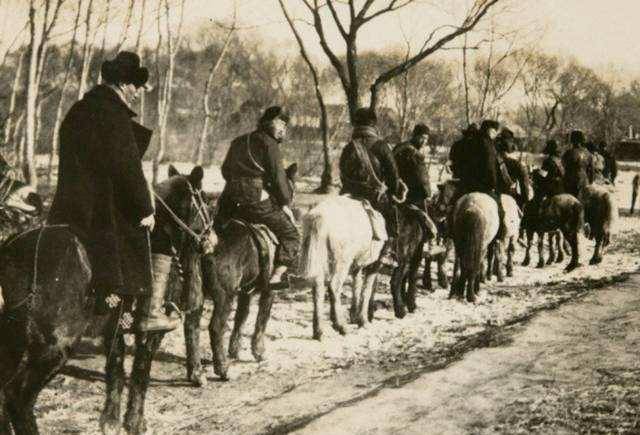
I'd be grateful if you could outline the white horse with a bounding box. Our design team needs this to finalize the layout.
[298,195,386,340]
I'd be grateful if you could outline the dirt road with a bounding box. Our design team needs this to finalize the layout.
[295,273,640,435]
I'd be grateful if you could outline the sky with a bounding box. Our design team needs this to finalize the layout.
[2,0,640,80]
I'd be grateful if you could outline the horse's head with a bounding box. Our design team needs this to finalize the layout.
[1,172,43,215]
[430,179,459,221]
[154,164,216,254]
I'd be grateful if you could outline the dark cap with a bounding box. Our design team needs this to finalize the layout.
[543,139,558,155]
[570,130,585,145]
[259,106,290,125]
[353,107,378,127]
[101,51,149,88]
[500,127,515,140]
[480,119,500,131]
[412,123,430,137]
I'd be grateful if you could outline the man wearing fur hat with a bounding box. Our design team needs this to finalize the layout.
[393,123,437,239]
[48,51,179,332]
[339,107,406,263]
[214,106,300,288]
[562,130,594,200]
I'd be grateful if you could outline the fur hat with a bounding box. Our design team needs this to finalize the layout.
[570,130,585,145]
[462,123,479,137]
[500,127,515,140]
[543,139,559,156]
[101,51,149,88]
[412,123,430,137]
[259,106,290,125]
[353,108,378,127]
[480,119,500,131]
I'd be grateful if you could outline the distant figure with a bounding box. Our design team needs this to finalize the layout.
[539,139,565,196]
[393,123,437,239]
[214,106,300,288]
[562,130,594,201]
[599,141,617,185]
[495,127,531,208]
[448,123,478,179]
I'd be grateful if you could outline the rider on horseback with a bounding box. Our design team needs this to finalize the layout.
[393,123,437,240]
[339,107,406,264]
[214,106,300,288]
[48,52,180,332]
[539,139,565,196]
[449,119,509,238]
[562,130,594,201]
[495,127,531,208]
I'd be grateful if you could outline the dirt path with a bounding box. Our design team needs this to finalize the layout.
[294,272,640,435]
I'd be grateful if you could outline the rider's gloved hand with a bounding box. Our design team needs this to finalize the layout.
[140,214,156,232]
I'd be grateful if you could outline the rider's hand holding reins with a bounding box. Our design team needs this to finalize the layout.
[140,214,155,232]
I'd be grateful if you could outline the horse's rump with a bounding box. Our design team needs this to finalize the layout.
[0,226,91,313]
[583,185,617,241]
[453,193,499,274]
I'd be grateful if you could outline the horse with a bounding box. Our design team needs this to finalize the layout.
[184,164,298,383]
[298,195,388,340]
[521,169,583,271]
[582,184,618,265]
[0,165,211,435]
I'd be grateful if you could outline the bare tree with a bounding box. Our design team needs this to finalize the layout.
[48,0,83,183]
[3,50,25,147]
[114,0,134,53]
[194,9,237,165]
[280,0,334,192]
[153,0,186,183]
[135,0,147,124]
[95,0,112,84]
[297,0,499,120]
[24,0,64,186]
[77,0,96,99]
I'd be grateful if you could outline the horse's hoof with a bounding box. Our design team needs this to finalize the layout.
[228,343,240,360]
[99,415,122,435]
[189,371,208,388]
[466,293,476,303]
[437,274,449,289]
[536,261,545,269]
[394,308,407,319]
[522,258,530,266]
[589,257,602,265]
[313,329,323,341]
[407,303,417,313]
[546,258,554,266]
[556,255,564,263]
[564,262,581,273]
[334,324,347,336]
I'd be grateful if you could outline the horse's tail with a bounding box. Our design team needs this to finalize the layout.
[457,209,484,278]
[298,211,329,281]
[602,191,616,246]
[573,200,586,237]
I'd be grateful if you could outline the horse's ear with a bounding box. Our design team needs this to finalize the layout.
[285,163,298,180]
[168,164,180,178]
[189,166,204,189]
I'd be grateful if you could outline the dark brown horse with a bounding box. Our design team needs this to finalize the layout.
[0,165,210,435]
[183,164,297,384]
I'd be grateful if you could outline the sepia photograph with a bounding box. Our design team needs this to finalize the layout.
[0,0,639,433]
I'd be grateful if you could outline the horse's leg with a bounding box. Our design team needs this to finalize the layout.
[556,231,565,263]
[100,314,127,434]
[449,256,461,299]
[406,245,422,312]
[312,276,327,341]
[590,235,603,265]
[564,229,581,272]
[390,263,408,319]
[422,251,433,291]
[494,241,505,283]
[359,264,379,327]
[367,273,378,322]
[486,244,495,281]
[522,228,532,266]
[350,268,363,324]
[209,289,234,381]
[547,232,556,265]
[251,285,274,362]
[4,346,68,435]
[328,265,349,335]
[123,331,166,435]
[506,238,515,277]
[183,271,206,387]
[229,291,252,359]
[536,231,546,268]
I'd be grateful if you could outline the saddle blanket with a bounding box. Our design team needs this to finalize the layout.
[345,196,388,241]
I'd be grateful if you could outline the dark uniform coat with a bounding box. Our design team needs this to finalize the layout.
[215,128,299,269]
[48,85,154,295]
[561,146,594,198]
[541,155,565,196]
[339,126,402,205]
[464,133,500,193]
[393,141,431,204]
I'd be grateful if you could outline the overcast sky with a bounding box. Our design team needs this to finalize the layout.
[3,0,640,80]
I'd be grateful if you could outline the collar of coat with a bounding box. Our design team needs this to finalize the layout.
[352,125,380,141]
[84,84,138,118]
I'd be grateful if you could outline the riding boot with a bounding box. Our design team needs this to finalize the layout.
[494,192,507,239]
[138,254,181,333]
[269,264,289,290]
[379,239,398,267]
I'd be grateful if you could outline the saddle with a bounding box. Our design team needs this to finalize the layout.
[227,219,277,285]
[345,195,388,241]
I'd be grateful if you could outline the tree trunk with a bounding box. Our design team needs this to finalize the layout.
[23,1,39,187]
[462,34,470,125]
[135,0,147,125]
[78,0,95,100]
[3,49,24,146]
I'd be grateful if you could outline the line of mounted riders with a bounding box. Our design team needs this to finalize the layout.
[0,51,618,435]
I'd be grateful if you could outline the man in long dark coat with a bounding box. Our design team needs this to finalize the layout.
[539,139,565,196]
[449,123,478,179]
[48,51,179,332]
[599,141,617,185]
[214,106,299,287]
[562,130,594,201]
[393,123,437,239]
[339,107,406,263]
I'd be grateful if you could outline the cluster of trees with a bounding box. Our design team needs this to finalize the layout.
[1,0,639,192]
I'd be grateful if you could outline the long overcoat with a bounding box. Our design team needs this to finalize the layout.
[48,85,154,295]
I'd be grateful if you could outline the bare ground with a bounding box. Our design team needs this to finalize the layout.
[32,170,640,434]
